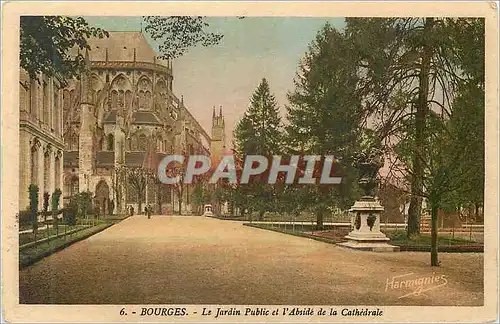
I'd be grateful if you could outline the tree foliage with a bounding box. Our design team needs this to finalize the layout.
[143,16,223,59]
[233,78,283,220]
[286,23,363,227]
[347,18,485,265]
[70,191,94,218]
[20,16,109,80]
[20,15,224,81]
[345,17,484,238]
[235,78,283,157]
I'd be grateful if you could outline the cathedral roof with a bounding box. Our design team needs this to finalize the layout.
[96,151,115,166]
[125,151,146,167]
[103,110,162,125]
[132,111,162,125]
[85,32,158,63]
[124,151,168,168]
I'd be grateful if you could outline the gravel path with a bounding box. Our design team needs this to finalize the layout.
[19,216,483,305]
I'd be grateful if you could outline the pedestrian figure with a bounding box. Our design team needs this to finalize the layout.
[147,205,152,219]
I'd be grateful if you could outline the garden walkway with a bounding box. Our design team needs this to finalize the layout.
[19,215,483,305]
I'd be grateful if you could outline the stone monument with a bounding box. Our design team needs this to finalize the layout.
[339,130,399,252]
[203,204,214,217]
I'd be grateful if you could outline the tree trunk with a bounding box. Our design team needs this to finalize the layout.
[431,202,439,266]
[407,197,421,236]
[316,208,324,229]
[407,17,434,237]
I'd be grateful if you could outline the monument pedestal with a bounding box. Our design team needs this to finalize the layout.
[338,198,399,252]
[203,204,214,217]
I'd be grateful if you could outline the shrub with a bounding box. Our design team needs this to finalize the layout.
[70,191,93,218]
[51,188,62,232]
[64,197,79,226]
[51,189,62,211]
[109,200,115,215]
[28,184,39,232]
[63,206,77,226]
[43,192,50,223]
[18,210,33,227]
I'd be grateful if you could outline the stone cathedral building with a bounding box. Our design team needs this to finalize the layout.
[19,31,227,215]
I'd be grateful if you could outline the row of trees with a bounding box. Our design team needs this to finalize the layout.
[227,18,484,266]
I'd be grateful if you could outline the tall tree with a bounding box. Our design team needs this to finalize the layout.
[442,18,485,222]
[286,23,363,227]
[345,18,481,236]
[235,78,283,157]
[234,78,283,220]
[380,18,485,265]
[394,97,483,266]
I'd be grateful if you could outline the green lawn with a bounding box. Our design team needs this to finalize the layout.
[19,225,88,246]
[386,230,477,246]
[253,223,340,232]
[247,223,482,253]
[19,223,113,269]
[19,215,128,246]
[218,212,350,223]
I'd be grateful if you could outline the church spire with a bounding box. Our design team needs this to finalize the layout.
[219,105,223,117]
[212,106,216,118]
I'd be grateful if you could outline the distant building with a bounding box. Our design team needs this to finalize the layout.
[19,70,65,211]
[210,105,226,164]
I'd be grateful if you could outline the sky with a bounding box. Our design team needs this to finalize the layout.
[84,16,346,145]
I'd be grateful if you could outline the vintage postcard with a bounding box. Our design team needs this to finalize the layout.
[1,1,498,323]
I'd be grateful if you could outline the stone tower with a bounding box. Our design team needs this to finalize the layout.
[78,50,95,192]
[211,105,226,163]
